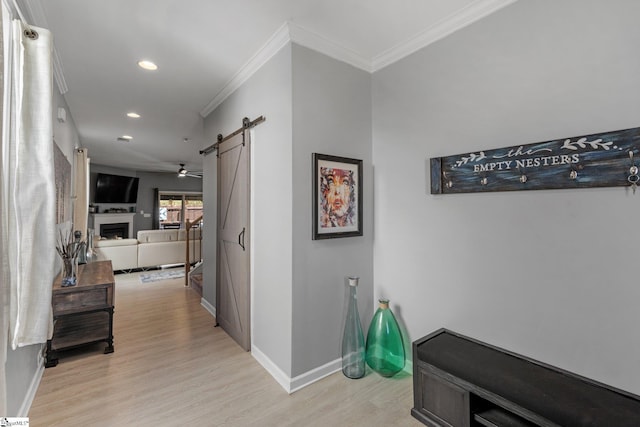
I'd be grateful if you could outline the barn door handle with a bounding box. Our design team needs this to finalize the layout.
[238,227,245,251]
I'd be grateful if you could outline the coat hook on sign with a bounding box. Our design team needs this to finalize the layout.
[443,171,453,189]
[628,151,639,194]
[517,167,527,184]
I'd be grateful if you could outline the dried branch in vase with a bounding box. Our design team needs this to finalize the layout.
[56,228,85,259]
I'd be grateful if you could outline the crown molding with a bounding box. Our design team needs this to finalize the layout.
[51,47,68,94]
[372,0,519,71]
[20,0,68,94]
[18,0,520,117]
[287,21,372,73]
[200,21,372,118]
[200,22,291,117]
[202,0,518,117]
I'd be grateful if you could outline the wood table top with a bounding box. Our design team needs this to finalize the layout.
[53,260,115,292]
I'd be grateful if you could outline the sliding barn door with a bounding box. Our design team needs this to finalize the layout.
[216,131,250,351]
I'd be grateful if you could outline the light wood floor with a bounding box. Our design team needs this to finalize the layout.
[29,270,421,426]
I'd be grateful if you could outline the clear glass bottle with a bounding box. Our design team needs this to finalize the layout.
[86,228,95,262]
[341,277,366,379]
[365,298,405,377]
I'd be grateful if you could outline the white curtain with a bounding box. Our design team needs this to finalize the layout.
[3,17,55,353]
[73,148,89,238]
[0,1,7,417]
[0,4,56,411]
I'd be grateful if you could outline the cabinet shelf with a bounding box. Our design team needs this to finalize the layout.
[473,407,536,427]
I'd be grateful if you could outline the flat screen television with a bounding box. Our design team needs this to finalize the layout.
[94,173,139,204]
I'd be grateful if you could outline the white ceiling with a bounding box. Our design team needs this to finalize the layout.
[20,0,515,174]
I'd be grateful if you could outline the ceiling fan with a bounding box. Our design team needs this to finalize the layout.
[177,163,202,178]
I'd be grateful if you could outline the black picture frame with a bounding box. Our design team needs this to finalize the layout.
[312,153,363,240]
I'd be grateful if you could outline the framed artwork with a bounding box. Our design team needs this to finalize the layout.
[312,153,363,240]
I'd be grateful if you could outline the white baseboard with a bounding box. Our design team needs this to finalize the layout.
[18,345,45,417]
[289,357,341,393]
[200,298,216,318]
[291,358,410,391]
[251,345,293,393]
[251,345,341,394]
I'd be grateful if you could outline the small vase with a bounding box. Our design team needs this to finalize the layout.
[365,299,405,377]
[61,255,77,287]
[341,277,366,379]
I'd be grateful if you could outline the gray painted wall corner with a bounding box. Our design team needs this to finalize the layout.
[290,44,374,377]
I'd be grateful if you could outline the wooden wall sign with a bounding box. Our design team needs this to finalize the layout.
[430,126,640,194]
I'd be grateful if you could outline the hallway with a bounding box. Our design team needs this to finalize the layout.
[29,270,417,426]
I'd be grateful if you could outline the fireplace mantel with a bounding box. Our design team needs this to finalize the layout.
[90,213,134,239]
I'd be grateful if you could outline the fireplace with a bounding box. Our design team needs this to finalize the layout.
[100,222,129,239]
[90,213,135,239]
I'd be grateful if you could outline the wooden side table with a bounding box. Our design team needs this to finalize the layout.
[46,260,115,367]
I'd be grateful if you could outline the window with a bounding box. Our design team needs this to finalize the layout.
[157,191,202,229]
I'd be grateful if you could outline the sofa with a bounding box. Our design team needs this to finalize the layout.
[94,229,202,271]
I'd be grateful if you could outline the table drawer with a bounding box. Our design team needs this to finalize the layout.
[53,286,110,313]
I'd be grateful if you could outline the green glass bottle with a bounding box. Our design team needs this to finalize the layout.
[365,299,405,377]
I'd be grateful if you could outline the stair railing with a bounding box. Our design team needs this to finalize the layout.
[185,215,203,287]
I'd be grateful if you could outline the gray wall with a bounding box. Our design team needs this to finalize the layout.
[291,44,373,377]
[203,45,294,375]
[203,43,374,380]
[4,343,41,415]
[373,0,640,394]
[90,164,202,235]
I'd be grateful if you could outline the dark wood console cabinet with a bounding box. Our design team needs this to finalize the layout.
[46,260,115,367]
[412,329,640,427]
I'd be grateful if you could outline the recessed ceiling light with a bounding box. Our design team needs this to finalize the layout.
[118,135,133,142]
[137,60,158,71]
[127,112,141,118]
